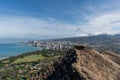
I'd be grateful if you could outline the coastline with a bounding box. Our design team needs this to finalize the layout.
[0,43,41,60]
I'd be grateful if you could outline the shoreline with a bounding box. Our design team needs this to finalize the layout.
[0,43,42,61]
[0,49,42,61]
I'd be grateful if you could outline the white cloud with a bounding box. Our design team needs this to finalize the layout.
[76,12,120,36]
[1,12,120,38]
[1,1,120,39]
[0,16,77,39]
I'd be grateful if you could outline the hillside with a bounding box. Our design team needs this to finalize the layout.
[30,45,120,80]
[52,34,120,54]
[0,50,67,80]
[101,50,120,65]
[52,34,120,42]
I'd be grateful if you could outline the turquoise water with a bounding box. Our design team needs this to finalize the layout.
[0,43,40,58]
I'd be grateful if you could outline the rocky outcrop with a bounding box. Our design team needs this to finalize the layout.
[30,45,120,80]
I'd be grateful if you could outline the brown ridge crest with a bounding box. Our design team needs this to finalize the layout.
[30,44,120,80]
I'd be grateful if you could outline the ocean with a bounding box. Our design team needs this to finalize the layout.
[0,43,41,58]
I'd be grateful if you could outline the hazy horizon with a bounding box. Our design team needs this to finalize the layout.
[0,33,119,43]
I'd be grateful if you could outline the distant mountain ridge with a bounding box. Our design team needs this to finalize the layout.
[52,34,120,42]
[51,34,120,54]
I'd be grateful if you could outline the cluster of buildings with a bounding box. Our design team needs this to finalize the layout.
[28,40,74,50]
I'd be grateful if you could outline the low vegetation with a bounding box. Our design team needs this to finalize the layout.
[0,49,67,80]
[14,54,45,63]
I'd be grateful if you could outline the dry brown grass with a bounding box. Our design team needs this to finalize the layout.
[73,48,120,80]
[30,45,120,80]
[101,50,120,65]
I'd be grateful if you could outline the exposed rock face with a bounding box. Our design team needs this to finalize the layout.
[30,45,120,80]
[73,44,87,50]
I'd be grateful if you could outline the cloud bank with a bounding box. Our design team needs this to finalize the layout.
[76,13,120,36]
[1,12,120,39]
[0,16,77,39]
[0,0,120,39]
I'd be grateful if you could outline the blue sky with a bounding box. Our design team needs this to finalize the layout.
[0,0,120,39]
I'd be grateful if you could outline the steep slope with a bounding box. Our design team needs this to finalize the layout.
[101,50,120,65]
[30,45,120,80]
[73,48,120,80]
[30,49,84,80]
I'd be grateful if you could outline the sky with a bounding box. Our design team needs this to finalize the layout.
[0,0,120,39]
